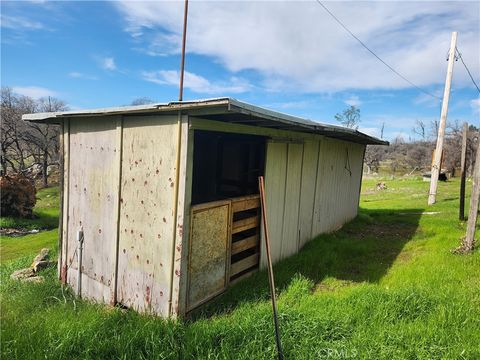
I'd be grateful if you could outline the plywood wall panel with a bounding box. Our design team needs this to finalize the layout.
[117,115,178,316]
[298,140,320,249]
[281,143,303,259]
[261,142,288,267]
[66,116,120,303]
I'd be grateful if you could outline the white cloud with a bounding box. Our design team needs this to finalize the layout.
[101,57,117,71]
[470,98,480,113]
[12,86,57,99]
[142,70,251,94]
[0,14,45,30]
[344,95,362,107]
[115,1,479,93]
[68,72,98,80]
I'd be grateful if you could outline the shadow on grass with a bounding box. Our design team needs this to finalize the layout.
[189,207,423,321]
[0,210,58,231]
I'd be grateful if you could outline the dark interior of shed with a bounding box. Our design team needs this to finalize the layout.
[191,130,266,205]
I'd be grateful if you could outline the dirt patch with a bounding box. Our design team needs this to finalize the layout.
[315,279,356,293]
[345,223,417,240]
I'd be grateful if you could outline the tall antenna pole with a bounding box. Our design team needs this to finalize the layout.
[428,31,457,205]
[178,0,189,102]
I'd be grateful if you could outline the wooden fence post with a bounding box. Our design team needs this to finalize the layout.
[463,143,480,252]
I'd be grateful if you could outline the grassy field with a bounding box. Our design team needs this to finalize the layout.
[1,178,479,359]
[0,186,59,261]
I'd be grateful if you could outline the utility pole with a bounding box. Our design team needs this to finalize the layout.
[463,142,480,252]
[428,31,457,205]
[178,0,189,102]
[459,122,468,220]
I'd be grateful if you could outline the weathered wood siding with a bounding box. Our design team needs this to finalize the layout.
[117,115,178,316]
[65,116,121,303]
[298,140,320,248]
[312,138,365,235]
[262,137,365,266]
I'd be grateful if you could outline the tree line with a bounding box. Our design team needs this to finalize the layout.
[1,87,68,187]
[365,119,479,176]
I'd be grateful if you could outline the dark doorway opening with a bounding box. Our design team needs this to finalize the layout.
[191,130,266,205]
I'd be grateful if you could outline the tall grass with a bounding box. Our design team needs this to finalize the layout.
[1,178,479,359]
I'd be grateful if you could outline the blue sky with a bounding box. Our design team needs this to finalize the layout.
[1,0,479,141]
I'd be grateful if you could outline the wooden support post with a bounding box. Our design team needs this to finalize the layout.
[428,31,457,205]
[459,122,468,220]
[463,143,480,252]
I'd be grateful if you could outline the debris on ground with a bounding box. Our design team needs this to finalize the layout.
[0,228,41,237]
[10,248,53,283]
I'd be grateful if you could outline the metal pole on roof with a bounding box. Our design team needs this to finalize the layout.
[178,0,189,102]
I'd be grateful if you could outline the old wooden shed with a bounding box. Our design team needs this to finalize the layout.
[24,98,387,317]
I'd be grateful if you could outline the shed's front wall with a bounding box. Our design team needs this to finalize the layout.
[61,114,187,316]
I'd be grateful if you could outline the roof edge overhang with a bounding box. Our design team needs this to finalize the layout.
[22,97,388,146]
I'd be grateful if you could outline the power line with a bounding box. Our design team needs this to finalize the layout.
[456,47,480,94]
[314,0,442,100]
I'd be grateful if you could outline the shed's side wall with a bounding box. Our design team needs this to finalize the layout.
[262,137,365,266]
[116,115,179,316]
[312,138,365,235]
[65,116,121,303]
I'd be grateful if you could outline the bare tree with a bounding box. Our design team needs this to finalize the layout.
[1,87,68,186]
[24,97,67,187]
[412,119,427,140]
[334,106,360,129]
[1,87,36,174]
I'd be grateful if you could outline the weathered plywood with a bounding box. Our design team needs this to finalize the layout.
[187,201,230,311]
[261,142,288,267]
[281,143,304,259]
[312,139,365,236]
[177,127,194,317]
[170,115,189,317]
[60,119,70,283]
[117,115,178,316]
[298,140,320,249]
[66,116,120,303]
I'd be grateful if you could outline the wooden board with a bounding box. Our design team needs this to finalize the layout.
[298,140,320,249]
[66,116,120,303]
[231,195,260,213]
[230,253,259,276]
[261,142,288,267]
[187,201,231,311]
[117,115,178,316]
[232,215,260,234]
[170,115,190,317]
[231,235,259,255]
[281,143,304,259]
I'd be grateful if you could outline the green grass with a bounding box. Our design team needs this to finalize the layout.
[1,178,479,359]
[1,187,59,262]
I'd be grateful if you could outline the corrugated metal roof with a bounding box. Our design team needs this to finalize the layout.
[22,97,388,145]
